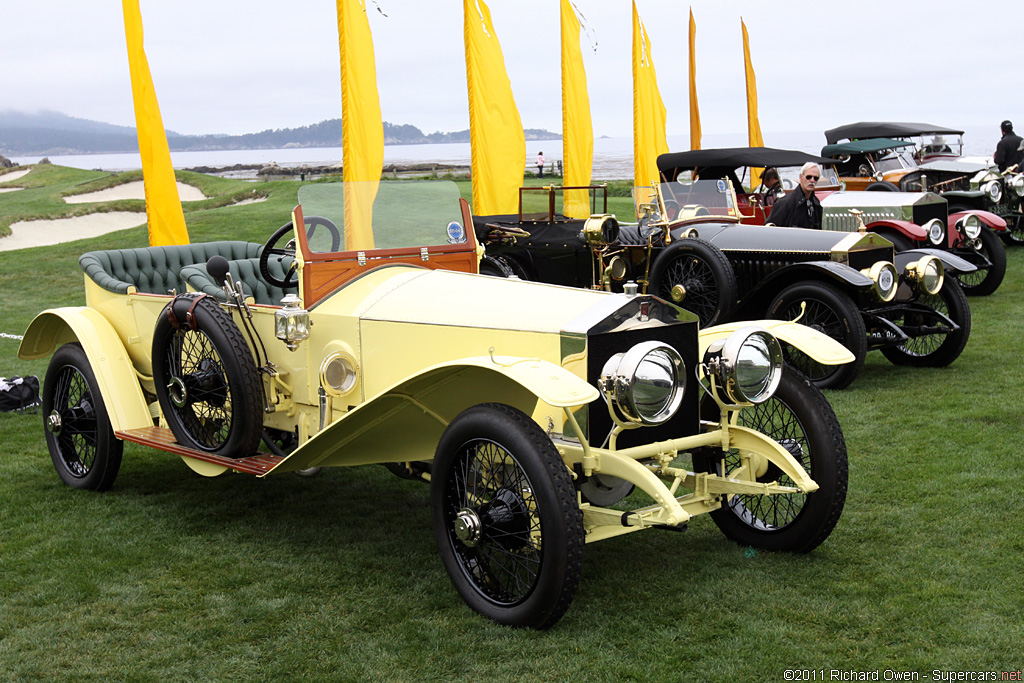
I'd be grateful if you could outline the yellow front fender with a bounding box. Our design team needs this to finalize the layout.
[267,355,599,474]
[18,308,152,431]
[699,319,855,366]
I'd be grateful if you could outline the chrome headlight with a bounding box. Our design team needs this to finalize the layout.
[702,328,783,407]
[582,214,620,246]
[982,179,1003,203]
[1012,174,1024,197]
[861,261,898,302]
[923,218,945,246]
[904,255,944,295]
[955,213,982,240]
[600,341,685,425]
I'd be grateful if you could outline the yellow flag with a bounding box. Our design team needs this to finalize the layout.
[464,0,526,215]
[742,18,765,187]
[561,0,593,219]
[688,8,701,151]
[122,0,188,246]
[632,2,668,189]
[338,0,383,250]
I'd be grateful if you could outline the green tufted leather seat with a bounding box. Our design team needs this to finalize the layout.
[79,241,262,296]
[180,256,296,306]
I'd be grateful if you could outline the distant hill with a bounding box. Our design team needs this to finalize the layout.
[0,110,560,156]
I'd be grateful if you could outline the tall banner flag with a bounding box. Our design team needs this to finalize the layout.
[742,18,765,187]
[632,1,668,189]
[688,8,701,151]
[561,0,594,219]
[122,0,189,246]
[464,0,525,215]
[338,0,384,250]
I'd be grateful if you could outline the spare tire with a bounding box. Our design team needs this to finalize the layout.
[648,238,737,326]
[152,294,263,458]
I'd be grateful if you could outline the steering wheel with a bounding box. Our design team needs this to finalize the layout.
[259,216,341,289]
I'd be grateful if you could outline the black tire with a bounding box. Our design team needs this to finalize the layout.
[152,295,263,458]
[430,403,583,629]
[879,279,971,367]
[42,343,124,491]
[694,367,847,552]
[866,181,900,192]
[953,227,1006,296]
[648,238,737,326]
[766,281,866,390]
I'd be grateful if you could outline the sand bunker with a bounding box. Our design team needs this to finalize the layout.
[0,212,147,252]
[0,187,23,194]
[64,180,207,204]
[0,168,32,184]
[231,196,267,206]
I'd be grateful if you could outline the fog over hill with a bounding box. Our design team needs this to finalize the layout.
[0,110,560,156]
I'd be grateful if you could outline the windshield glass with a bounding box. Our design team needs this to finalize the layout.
[297,180,466,254]
[875,148,916,172]
[652,178,739,222]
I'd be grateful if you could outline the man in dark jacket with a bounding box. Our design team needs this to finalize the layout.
[767,162,822,229]
[994,120,1024,172]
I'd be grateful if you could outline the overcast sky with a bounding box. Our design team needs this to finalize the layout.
[3,0,1020,147]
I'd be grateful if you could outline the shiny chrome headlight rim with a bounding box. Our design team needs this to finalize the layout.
[923,218,945,246]
[1012,174,1024,197]
[982,179,1003,203]
[861,261,898,302]
[702,327,783,407]
[600,341,685,425]
[904,255,944,295]
[956,213,982,240]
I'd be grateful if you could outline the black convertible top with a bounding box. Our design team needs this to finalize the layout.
[824,122,964,145]
[657,147,834,177]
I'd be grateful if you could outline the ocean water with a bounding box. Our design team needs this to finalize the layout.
[10,127,998,181]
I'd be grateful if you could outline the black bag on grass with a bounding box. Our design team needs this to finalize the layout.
[0,375,41,413]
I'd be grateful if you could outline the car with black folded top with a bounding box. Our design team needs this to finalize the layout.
[19,179,856,629]
[658,146,1007,297]
[476,177,974,390]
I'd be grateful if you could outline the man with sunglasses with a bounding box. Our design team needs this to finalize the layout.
[766,162,823,229]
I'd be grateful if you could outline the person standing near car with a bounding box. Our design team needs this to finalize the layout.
[767,162,822,229]
[994,120,1024,172]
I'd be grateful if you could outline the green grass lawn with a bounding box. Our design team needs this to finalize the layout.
[1,167,1022,680]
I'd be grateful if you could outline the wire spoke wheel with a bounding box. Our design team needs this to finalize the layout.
[695,367,847,552]
[768,281,866,390]
[661,256,720,324]
[880,280,970,367]
[649,238,737,326]
[50,364,98,477]
[42,343,123,491]
[431,403,582,629]
[729,395,812,530]
[152,295,263,458]
[445,440,542,605]
[165,328,233,450]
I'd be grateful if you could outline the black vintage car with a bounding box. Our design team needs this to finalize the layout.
[658,145,1007,297]
[476,178,974,390]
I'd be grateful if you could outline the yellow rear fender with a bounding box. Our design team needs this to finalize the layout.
[18,308,152,431]
[699,320,855,366]
[267,356,599,474]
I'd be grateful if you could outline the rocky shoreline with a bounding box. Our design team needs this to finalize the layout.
[182,161,471,180]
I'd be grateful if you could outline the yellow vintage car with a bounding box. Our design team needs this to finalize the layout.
[19,181,853,629]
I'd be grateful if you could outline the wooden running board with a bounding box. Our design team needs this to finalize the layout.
[116,426,285,475]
